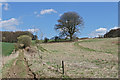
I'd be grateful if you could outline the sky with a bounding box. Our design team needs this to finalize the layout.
[0,2,118,39]
[0,0,120,2]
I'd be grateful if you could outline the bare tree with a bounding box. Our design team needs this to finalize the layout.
[39,30,44,40]
[55,12,84,41]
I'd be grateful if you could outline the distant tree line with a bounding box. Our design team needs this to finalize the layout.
[104,28,120,38]
[1,31,38,43]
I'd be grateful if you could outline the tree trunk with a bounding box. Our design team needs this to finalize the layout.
[70,34,73,41]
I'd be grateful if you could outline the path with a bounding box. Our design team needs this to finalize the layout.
[2,50,36,78]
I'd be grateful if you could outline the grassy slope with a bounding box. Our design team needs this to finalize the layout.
[34,38,118,78]
[2,38,118,78]
[75,38,118,54]
[2,42,15,56]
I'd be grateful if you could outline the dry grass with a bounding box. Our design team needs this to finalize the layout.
[78,38,118,54]
[2,38,118,78]
[25,38,118,78]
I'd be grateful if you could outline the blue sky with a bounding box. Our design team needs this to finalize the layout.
[1,2,118,39]
[0,0,120,2]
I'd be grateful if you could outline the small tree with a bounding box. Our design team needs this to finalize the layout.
[39,31,44,40]
[55,36,59,42]
[17,35,32,48]
[44,37,49,43]
[32,35,38,40]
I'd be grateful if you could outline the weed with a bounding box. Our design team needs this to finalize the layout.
[46,62,51,65]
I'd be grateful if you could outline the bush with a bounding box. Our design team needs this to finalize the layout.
[17,35,32,48]
[14,43,20,51]
[14,43,25,51]
[44,37,49,43]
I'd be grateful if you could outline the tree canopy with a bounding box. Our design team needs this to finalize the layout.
[55,11,84,40]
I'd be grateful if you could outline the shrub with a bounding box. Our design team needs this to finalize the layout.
[14,43,20,51]
[44,37,49,43]
[17,35,32,48]
[14,43,25,51]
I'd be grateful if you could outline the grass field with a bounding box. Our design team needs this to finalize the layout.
[2,42,15,56]
[25,38,118,78]
[2,38,118,78]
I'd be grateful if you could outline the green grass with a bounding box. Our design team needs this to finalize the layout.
[74,41,97,52]
[74,39,115,54]
[16,59,27,77]
[51,50,58,53]
[48,39,71,42]
[31,40,36,46]
[46,61,51,65]
[2,42,15,56]
[38,45,48,52]
[31,40,44,46]
[79,38,103,43]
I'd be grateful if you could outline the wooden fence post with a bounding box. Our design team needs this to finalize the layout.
[62,60,64,75]
[57,64,58,72]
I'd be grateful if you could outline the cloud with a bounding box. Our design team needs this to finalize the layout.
[0,0,7,2]
[0,18,19,31]
[89,26,119,38]
[0,3,2,9]
[59,14,62,16]
[110,26,119,30]
[95,28,107,32]
[34,9,57,17]
[3,3,8,10]
[0,18,2,21]
[40,9,57,15]
[28,29,39,33]
[0,3,9,10]
[0,3,2,7]
[89,28,107,37]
